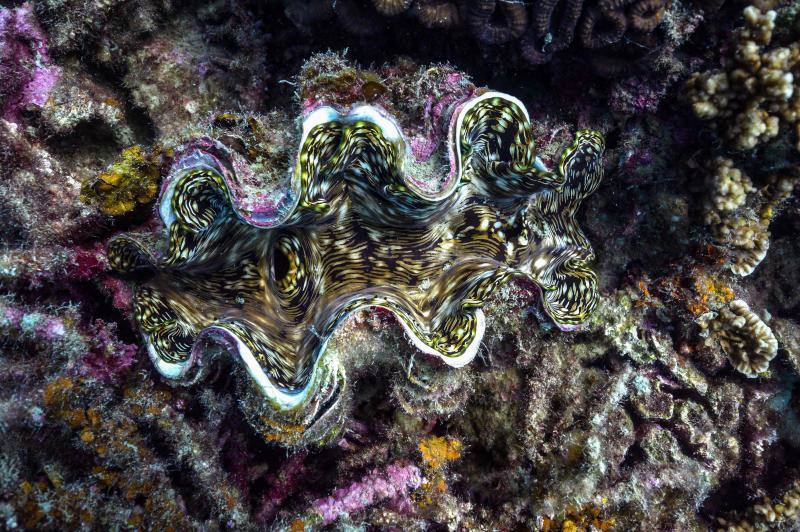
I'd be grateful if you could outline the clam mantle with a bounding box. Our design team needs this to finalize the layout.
[108,90,605,444]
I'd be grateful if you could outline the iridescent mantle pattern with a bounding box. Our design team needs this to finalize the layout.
[108,91,604,443]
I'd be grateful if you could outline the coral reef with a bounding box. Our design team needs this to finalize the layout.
[701,299,779,377]
[0,119,94,245]
[1,0,799,529]
[522,0,667,65]
[0,4,60,123]
[716,480,800,530]
[309,462,422,525]
[33,0,172,59]
[684,6,800,151]
[278,0,670,74]
[703,157,799,276]
[468,0,528,45]
[120,9,270,138]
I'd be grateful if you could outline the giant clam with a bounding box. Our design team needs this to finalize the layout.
[108,77,605,445]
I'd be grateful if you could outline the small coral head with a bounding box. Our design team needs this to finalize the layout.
[108,90,604,446]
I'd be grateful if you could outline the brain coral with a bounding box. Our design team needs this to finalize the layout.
[108,82,604,445]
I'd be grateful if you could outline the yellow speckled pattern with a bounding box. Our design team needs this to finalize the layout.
[108,92,604,442]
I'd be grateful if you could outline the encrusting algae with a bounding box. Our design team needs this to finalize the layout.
[81,145,162,216]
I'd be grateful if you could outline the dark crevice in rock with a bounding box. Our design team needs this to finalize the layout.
[141,419,214,522]
[77,59,158,147]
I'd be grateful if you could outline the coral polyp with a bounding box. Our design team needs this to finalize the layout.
[108,88,604,444]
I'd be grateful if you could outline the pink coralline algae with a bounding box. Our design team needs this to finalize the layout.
[256,452,307,523]
[1,303,67,341]
[164,137,295,226]
[101,276,134,313]
[609,77,667,116]
[66,245,109,281]
[622,148,655,171]
[80,320,138,382]
[0,299,137,381]
[312,463,423,525]
[0,119,92,246]
[0,3,60,123]
[0,246,107,292]
[408,72,476,163]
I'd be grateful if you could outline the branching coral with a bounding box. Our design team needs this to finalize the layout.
[704,158,768,276]
[108,59,605,446]
[701,299,779,377]
[684,6,800,151]
[707,157,755,212]
[716,480,800,530]
[484,287,742,528]
[703,157,798,276]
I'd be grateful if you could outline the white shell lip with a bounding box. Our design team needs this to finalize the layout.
[302,104,403,144]
[159,151,222,230]
[145,333,196,380]
[200,325,320,409]
[144,323,340,410]
[146,305,486,408]
[160,92,548,234]
[450,91,550,180]
[397,308,486,368]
